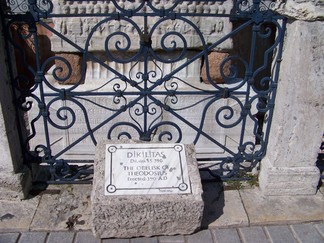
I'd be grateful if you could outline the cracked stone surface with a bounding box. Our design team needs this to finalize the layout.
[0,196,40,232]
[240,188,324,225]
[30,185,92,231]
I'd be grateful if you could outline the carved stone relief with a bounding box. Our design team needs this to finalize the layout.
[51,0,233,52]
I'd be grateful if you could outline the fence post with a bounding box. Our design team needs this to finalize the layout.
[259,3,324,195]
[0,14,32,199]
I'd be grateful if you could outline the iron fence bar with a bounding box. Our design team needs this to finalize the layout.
[38,20,139,90]
[43,90,249,97]
[29,18,55,161]
[148,18,254,92]
[47,12,234,19]
[51,95,144,160]
[148,94,237,156]
[37,7,256,95]
[260,18,287,158]
[237,21,257,149]
[142,14,149,140]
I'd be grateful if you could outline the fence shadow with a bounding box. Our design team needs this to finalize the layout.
[200,182,225,229]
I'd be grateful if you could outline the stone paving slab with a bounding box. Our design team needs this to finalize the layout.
[202,183,249,228]
[0,232,20,243]
[319,187,324,196]
[158,235,185,243]
[1,186,324,243]
[1,222,324,242]
[211,228,241,243]
[210,190,249,228]
[0,196,40,232]
[185,229,214,243]
[102,238,129,243]
[240,188,324,225]
[264,225,296,243]
[30,185,92,231]
[75,231,100,243]
[290,223,324,243]
[47,231,75,243]
[131,237,158,243]
[19,232,47,243]
[314,222,324,237]
[238,226,269,243]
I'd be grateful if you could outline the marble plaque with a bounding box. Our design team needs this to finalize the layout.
[104,143,191,195]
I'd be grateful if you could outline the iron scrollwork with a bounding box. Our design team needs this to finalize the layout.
[1,0,287,182]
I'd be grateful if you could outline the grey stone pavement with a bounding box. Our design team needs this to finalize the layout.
[1,223,324,243]
[1,184,323,243]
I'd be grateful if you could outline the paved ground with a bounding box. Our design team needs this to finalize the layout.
[0,184,323,242]
[1,222,324,243]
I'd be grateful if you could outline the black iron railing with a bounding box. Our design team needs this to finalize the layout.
[0,0,286,183]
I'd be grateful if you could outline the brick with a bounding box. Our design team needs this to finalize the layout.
[211,228,241,243]
[264,225,295,243]
[74,231,100,243]
[158,235,185,243]
[47,231,75,243]
[238,226,269,243]
[19,232,47,243]
[291,223,324,243]
[0,233,20,243]
[186,230,214,243]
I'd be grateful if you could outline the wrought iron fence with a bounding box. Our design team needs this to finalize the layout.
[0,0,286,183]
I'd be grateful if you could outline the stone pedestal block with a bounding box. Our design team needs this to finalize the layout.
[259,158,320,196]
[91,141,204,238]
[259,20,323,196]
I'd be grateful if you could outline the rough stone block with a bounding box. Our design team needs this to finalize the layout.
[91,141,204,238]
[201,52,231,84]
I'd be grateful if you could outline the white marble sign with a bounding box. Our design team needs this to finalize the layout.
[104,143,191,195]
